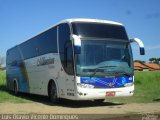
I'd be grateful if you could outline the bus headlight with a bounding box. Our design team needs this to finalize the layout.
[77,83,94,88]
[124,83,134,87]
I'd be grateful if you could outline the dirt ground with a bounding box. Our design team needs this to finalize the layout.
[0,100,160,120]
[0,102,160,114]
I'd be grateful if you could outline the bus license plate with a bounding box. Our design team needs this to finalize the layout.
[106,91,115,96]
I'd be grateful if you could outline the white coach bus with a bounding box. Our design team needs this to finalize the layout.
[6,18,145,102]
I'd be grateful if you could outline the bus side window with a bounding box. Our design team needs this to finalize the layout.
[7,46,21,66]
[58,23,73,74]
[65,42,74,75]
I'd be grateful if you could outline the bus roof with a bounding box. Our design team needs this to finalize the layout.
[7,18,124,52]
[61,18,123,26]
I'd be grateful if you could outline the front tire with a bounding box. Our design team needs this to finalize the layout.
[49,81,58,103]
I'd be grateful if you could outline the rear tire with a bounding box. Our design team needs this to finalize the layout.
[13,81,18,95]
[49,81,58,103]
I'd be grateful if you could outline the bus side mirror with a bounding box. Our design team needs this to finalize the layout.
[71,34,81,54]
[74,46,81,54]
[130,38,145,55]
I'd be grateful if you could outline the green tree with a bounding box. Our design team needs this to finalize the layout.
[149,58,154,63]
[134,60,146,64]
[158,58,160,64]
[149,57,160,64]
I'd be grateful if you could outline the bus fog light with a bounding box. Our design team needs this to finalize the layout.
[124,83,133,87]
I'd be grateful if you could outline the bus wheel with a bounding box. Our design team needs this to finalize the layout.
[13,81,18,95]
[49,81,58,103]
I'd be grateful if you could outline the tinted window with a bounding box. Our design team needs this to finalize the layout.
[38,27,57,55]
[7,46,21,66]
[72,22,129,40]
[65,42,74,75]
[58,23,71,53]
[58,23,71,72]
[20,27,57,59]
[20,38,37,59]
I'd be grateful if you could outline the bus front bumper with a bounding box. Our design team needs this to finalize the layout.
[73,85,134,100]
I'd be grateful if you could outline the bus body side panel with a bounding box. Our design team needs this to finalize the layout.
[24,53,62,96]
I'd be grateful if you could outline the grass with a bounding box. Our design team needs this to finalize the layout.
[0,70,160,103]
[0,70,30,103]
[106,71,160,103]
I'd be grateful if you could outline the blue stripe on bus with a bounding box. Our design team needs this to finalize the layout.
[80,76,133,88]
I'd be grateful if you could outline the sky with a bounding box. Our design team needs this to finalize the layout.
[0,0,160,63]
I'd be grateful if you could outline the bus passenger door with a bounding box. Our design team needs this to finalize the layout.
[64,42,75,98]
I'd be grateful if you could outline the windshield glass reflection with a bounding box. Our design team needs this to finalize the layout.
[76,39,133,77]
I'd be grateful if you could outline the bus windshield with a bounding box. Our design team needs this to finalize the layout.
[76,39,133,77]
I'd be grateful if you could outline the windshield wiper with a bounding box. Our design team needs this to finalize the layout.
[90,66,117,78]
[114,71,132,77]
